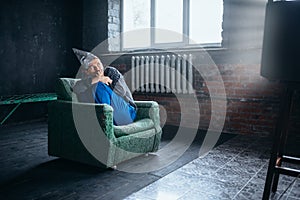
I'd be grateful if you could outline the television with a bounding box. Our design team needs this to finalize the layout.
[261,1,300,82]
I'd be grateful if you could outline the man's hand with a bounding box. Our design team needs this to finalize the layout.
[91,75,112,85]
[98,76,112,85]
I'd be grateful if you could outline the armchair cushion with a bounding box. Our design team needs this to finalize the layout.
[114,118,154,137]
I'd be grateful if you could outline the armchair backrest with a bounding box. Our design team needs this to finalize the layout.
[55,78,81,102]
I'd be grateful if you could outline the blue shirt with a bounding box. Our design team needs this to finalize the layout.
[93,82,136,126]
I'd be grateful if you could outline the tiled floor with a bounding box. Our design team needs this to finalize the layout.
[0,121,233,200]
[125,135,300,200]
[1,120,299,199]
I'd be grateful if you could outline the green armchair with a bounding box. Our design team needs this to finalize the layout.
[48,78,162,168]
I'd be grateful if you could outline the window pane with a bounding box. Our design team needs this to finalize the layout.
[189,0,223,44]
[155,0,183,43]
[123,0,151,48]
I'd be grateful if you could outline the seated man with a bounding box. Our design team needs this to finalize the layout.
[72,48,136,126]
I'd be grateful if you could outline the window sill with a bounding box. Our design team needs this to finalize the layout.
[100,46,227,57]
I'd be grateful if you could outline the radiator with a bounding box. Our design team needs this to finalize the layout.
[131,54,193,94]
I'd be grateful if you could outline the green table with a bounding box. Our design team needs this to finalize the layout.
[0,93,57,125]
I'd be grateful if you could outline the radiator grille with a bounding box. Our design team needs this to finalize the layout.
[131,54,193,94]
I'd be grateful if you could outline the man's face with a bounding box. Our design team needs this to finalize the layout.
[85,58,104,77]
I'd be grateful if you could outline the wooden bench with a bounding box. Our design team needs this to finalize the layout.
[0,93,57,125]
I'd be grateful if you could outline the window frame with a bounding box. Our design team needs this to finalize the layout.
[121,0,223,51]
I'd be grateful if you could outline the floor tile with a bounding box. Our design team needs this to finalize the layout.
[178,189,226,200]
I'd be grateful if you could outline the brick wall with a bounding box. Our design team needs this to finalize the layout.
[104,49,286,135]
[132,63,282,135]
[107,0,121,51]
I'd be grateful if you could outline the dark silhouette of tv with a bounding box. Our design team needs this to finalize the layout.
[261,1,300,82]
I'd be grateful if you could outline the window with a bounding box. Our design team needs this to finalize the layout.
[122,0,223,50]
[154,0,183,44]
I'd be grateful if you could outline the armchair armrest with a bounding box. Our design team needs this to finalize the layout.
[135,101,161,132]
[48,100,116,141]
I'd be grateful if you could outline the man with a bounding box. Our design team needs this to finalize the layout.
[72,48,136,126]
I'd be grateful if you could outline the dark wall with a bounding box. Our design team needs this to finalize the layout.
[0,0,83,96]
[82,0,108,51]
[0,0,85,124]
